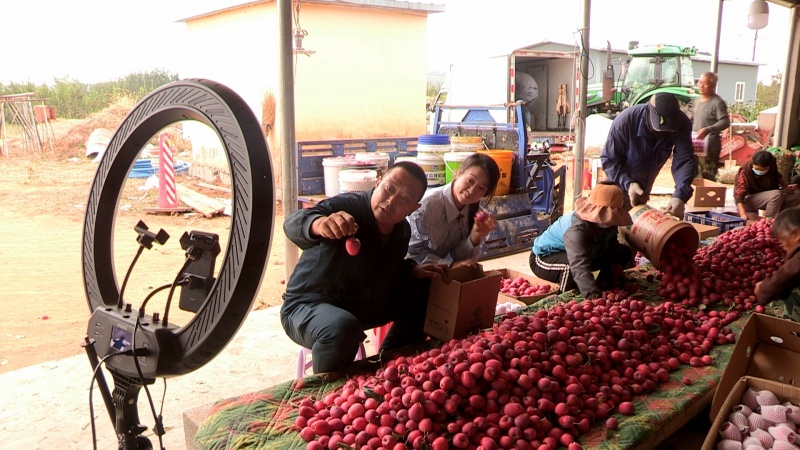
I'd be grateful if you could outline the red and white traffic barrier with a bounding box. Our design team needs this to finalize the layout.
[158,132,178,209]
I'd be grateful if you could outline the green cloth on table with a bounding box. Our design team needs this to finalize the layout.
[194,275,748,450]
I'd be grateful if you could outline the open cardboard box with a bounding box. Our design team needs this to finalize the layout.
[496,268,560,305]
[701,376,800,450]
[689,222,720,240]
[687,178,727,208]
[709,313,800,421]
[424,264,502,342]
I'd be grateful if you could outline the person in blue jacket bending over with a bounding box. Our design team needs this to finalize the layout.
[601,93,697,219]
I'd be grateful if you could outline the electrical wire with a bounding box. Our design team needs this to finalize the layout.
[294,0,302,29]
[89,350,129,450]
[118,246,144,308]
[89,265,192,448]
[573,28,596,81]
[131,282,179,450]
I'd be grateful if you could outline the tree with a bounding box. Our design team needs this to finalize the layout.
[0,69,178,119]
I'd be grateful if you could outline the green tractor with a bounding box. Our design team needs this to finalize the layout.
[586,43,699,116]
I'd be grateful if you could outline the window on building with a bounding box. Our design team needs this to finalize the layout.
[734,82,745,103]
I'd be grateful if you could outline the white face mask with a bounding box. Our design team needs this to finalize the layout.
[753,168,768,176]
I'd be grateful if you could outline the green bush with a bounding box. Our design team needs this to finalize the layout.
[0,69,178,119]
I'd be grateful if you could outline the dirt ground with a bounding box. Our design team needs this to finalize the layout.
[0,118,289,375]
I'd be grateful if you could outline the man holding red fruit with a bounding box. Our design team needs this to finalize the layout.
[280,161,449,374]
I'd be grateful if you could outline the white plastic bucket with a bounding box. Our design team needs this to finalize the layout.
[417,151,446,188]
[339,169,377,193]
[322,157,353,197]
[394,155,417,165]
[355,153,390,176]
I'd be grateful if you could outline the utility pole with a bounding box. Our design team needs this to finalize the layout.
[752,29,759,61]
[573,0,591,204]
[277,0,299,278]
[711,0,724,73]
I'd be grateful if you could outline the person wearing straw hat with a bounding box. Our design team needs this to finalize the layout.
[529,182,633,299]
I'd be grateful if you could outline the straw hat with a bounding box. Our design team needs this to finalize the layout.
[574,182,632,226]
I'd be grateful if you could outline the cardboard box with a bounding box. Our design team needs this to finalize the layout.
[496,268,560,305]
[709,313,800,421]
[424,265,502,342]
[689,222,720,240]
[702,376,800,450]
[687,178,727,208]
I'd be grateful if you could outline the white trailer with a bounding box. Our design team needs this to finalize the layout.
[433,48,578,133]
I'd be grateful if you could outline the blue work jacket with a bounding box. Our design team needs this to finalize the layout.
[600,103,696,203]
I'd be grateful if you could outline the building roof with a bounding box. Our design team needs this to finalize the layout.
[178,0,444,22]
[692,54,762,67]
[522,40,762,68]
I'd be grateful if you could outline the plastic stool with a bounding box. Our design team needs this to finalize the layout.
[295,342,366,378]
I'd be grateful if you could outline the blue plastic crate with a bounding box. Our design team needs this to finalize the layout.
[683,211,746,233]
[479,214,538,260]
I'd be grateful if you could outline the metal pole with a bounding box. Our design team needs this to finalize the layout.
[573,0,590,204]
[752,29,759,62]
[277,0,299,277]
[774,5,799,147]
[711,0,724,74]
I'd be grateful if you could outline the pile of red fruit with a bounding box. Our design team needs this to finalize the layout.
[291,221,785,450]
[295,290,737,450]
[656,219,784,310]
[501,277,553,298]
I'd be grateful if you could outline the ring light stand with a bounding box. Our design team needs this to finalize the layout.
[81,79,274,449]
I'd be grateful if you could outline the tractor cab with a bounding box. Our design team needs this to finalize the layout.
[620,44,698,109]
[587,43,699,116]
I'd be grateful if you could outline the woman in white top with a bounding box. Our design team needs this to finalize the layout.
[407,153,500,268]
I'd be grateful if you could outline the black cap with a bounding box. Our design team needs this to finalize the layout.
[648,93,680,133]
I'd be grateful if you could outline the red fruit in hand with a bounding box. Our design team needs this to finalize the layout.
[475,210,488,222]
[345,237,361,256]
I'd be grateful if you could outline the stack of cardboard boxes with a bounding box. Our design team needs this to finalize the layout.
[702,314,800,450]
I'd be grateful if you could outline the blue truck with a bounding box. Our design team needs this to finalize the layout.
[295,102,565,259]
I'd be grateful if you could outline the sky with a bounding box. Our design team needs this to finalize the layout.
[1,0,791,86]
